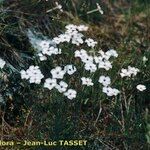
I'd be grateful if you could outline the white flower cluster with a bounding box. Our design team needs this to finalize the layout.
[75,49,118,74]
[44,78,76,100]
[44,65,77,100]
[74,48,120,96]
[120,66,146,92]
[38,40,62,61]
[20,66,44,84]
[23,24,148,100]
[52,24,95,47]
[98,75,120,96]
[120,66,140,78]
[0,58,6,69]
[102,87,120,97]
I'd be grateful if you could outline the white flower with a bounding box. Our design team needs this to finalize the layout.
[72,33,84,46]
[77,25,88,31]
[94,56,103,63]
[85,63,97,72]
[85,38,97,48]
[75,49,87,58]
[52,37,62,44]
[51,66,65,79]
[20,70,29,79]
[81,55,94,64]
[81,77,93,86]
[52,47,61,55]
[0,58,6,69]
[98,50,110,60]
[106,49,118,58]
[42,46,61,56]
[65,24,77,32]
[128,66,139,76]
[44,78,57,90]
[98,76,111,87]
[136,84,146,91]
[143,56,148,62]
[38,53,47,61]
[55,81,68,93]
[98,61,112,70]
[64,89,77,100]
[120,68,131,78]
[102,87,120,96]
[58,34,71,43]
[113,88,120,96]
[120,66,139,78]
[21,66,44,84]
[39,40,50,49]
[64,65,77,75]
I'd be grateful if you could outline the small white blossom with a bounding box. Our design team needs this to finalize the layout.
[81,77,94,86]
[94,56,103,63]
[58,34,71,43]
[120,66,139,78]
[99,76,111,87]
[77,25,88,31]
[38,53,47,61]
[81,55,94,64]
[106,49,118,58]
[51,66,65,79]
[103,87,120,96]
[85,38,97,48]
[20,70,29,79]
[128,66,139,76]
[98,61,112,70]
[53,37,62,44]
[55,81,68,93]
[64,89,77,100]
[136,84,146,91]
[44,78,57,90]
[85,63,97,72]
[39,40,50,49]
[65,24,77,32]
[120,68,131,78]
[72,33,84,46]
[143,56,148,63]
[75,49,87,58]
[0,58,6,69]
[42,46,61,56]
[64,65,77,75]
[98,50,110,60]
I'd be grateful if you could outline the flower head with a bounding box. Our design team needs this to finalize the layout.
[85,38,97,48]
[64,89,77,100]
[99,76,111,87]
[84,63,97,73]
[102,87,120,96]
[44,78,57,90]
[75,49,87,58]
[136,84,146,91]
[51,66,65,79]
[81,77,93,86]
[56,81,68,93]
[64,65,77,75]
